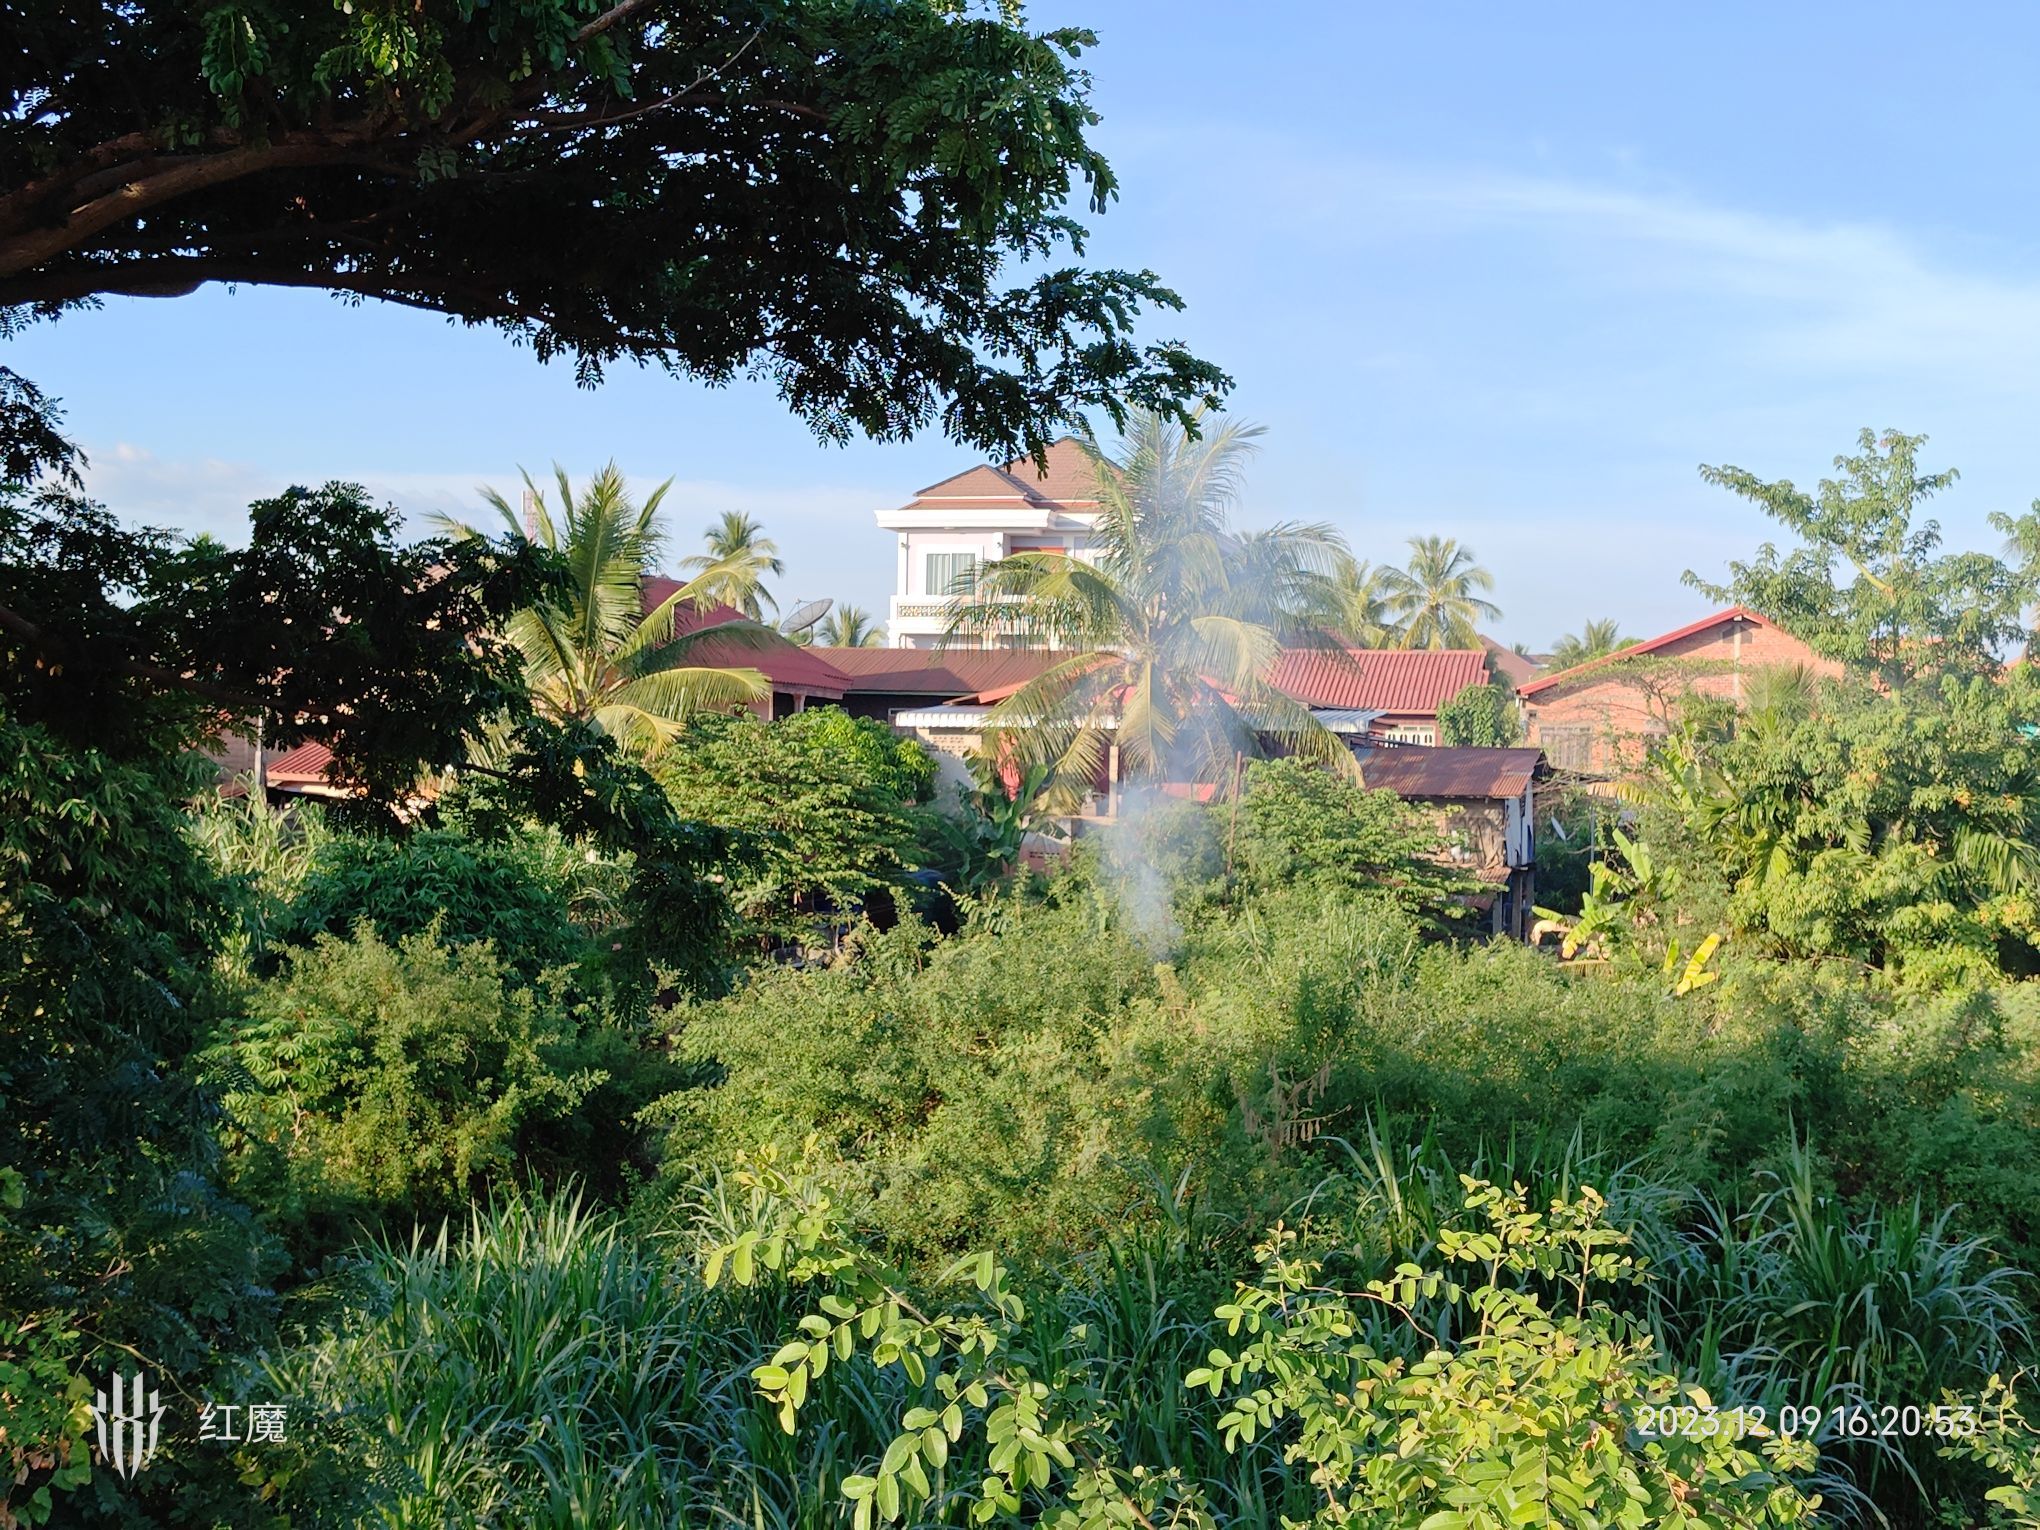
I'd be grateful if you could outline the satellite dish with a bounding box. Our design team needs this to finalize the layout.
[779,597,833,636]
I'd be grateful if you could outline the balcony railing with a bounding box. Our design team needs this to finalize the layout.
[890,595,1031,623]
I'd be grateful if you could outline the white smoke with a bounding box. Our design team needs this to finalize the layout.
[1095,783,1184,956]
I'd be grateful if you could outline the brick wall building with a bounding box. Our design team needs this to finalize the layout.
[1517,606,1839,775]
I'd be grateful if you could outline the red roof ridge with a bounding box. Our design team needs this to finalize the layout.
[1517,606,1777,697]
[910,437,1100,506]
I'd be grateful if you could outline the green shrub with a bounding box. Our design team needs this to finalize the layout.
[222,926,603,1233]
[1232,756,1481,926]
[275,829,589,979]
[657,891,1171,1261]
[1435,677,1522,746]
[656,708,932,944]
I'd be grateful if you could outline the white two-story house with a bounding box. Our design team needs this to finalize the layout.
[876,437,1103,648]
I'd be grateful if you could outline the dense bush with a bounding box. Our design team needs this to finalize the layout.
[273,829,590,979]
[656,708,936,944]
[656,883,1168,1261]
[1232,756,1482,926]
[218,926,674,1244]
[1631,672,2040,986]
[1435,677,1522,746]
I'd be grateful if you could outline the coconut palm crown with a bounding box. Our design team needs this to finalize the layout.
[942,409,1359,802]
[681,509,785,620]
[1383,535,1502,649]
[464,464,770,755]
[1546,617,1638,673]
[820,605,885,648]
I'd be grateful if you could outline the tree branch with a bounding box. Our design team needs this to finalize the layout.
[0,138,398,278]
[577,0,661,41]
[0,601,262,712]
[0,258,569,333]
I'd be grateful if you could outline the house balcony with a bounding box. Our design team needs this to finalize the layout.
[887,593,1037,649]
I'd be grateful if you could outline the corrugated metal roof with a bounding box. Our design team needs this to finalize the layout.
[1353,746,1545,800]
[650,587,851,696]
[814,647,1077,698]
[1269,649,1489,712]
[263,741,336,781]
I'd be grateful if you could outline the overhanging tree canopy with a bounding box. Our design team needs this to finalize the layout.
[2,0,1226,456]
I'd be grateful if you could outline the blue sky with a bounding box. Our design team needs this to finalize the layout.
[14,1,2040,651]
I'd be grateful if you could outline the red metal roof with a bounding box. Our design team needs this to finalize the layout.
[1268,648,1489,713]
[263,741,337,782]
[650,586,851,697]
[816,647,1074,698]
[1480,637,1539,688]
[1517,606,1774,697]
[1354,746,1545,800]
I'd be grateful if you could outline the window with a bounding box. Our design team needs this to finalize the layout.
[925,551,979,596]
[1540,725,1592,771]
[1381,724,1436,746]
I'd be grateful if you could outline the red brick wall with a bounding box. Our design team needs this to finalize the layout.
[1520,616,1838,775]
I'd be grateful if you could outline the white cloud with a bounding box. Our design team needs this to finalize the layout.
[70,447,897,617]
[1277,153,2040,382]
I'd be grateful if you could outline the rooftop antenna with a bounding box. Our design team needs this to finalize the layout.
[779,597,833,638]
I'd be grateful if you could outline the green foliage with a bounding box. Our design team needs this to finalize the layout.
[1233,757,1484,926]
[1435,678,1522,747]
[5,0,1225,459]
[0,710,283,1524]
[1690,428,2040,685]
[660,893,1163,1260]
[707,1147,1211,1530]
[460,464,771,754]
[3,480,553,799]
[1189,1180,1819,1527]
[220,927,602,1228]
[1635,672,2040,983]
[657,709,934,943]
[274,829,589,981]
[246,1191,749,1526]
[923,760,1062,896]
[454,717,745,1000]
[185,786,334,971]
[1943,1375,2040,1526]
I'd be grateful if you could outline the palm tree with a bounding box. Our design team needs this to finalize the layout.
[1381,536,1502,649]
[944,408,1358,802]
[682,510,784,620]
[1545,618,1638,672]
[1329,556,1401,646]
[461,464,769,755]
[819,605,885,648]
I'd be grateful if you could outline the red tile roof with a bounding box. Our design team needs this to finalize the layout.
[815,647,1075,698]
[1354,746,1545,800]
[1268,648,1489,713]
[1516,606,1773,697]
[908,437,1103,510]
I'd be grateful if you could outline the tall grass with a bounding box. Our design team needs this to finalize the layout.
[254,1140,2030,1528]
